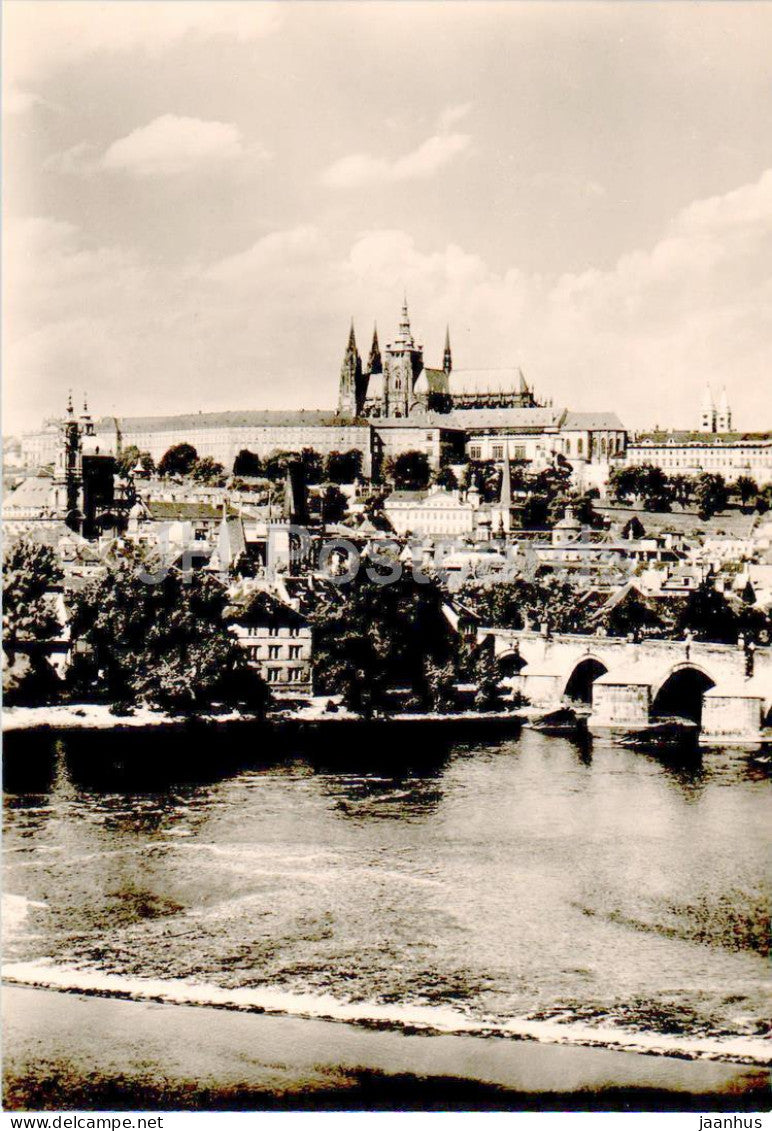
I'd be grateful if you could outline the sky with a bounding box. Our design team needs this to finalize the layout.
[3,0,772,435]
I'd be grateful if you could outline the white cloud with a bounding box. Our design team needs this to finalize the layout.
[44,116,265,179]
[206,226,328,282]
[322,132,471,189]
[6,2,282,85]
[437,102,473,132]
[101,115,251,177]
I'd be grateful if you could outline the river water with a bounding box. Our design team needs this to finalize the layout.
[3,726,770,1063]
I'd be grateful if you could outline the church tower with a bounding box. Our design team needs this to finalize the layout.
[383,297,423,418]
[338,320,363,418]
[443,326,452,378]
[716,387,732,432]
[699,384,716,433]
[53,392,83,528]
[367,324,382,376]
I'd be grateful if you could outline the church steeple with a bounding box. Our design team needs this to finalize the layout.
[395,295,414,347]
[443,325,452,376]
[368,324,382,375]
[338,319,363,418]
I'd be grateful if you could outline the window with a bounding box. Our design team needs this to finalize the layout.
[492,444,504,460]
[247,646,260,661]
[268,645,281,659]
[289,626,300,637]
[267,668,281,683]
[469,445,482,460]
[268,626,279,637]
[289,645,302,659]
[577,438,584,456]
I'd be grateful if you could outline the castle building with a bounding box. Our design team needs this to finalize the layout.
[15,298,631,492]
[625,385,771,485]
[338,298,538,420]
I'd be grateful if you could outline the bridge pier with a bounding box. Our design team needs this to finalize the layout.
[701,684,769,745]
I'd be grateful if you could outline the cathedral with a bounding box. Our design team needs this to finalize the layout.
[338,298,539,420]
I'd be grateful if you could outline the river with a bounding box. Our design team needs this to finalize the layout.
[3,726,770,1064]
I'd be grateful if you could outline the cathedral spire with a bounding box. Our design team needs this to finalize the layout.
[368,324,382,375]
[395,295,413,347]
[338,318,363,418]
[443,325,452,376]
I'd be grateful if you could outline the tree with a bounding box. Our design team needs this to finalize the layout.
[158,443,198,478]
[262,450,299,481]
[694,473,728,520]
[191,456,225,485]
[116,445,154,477]
[233,449,263,478]
[319,484,348,523]
[3,539,64,704]
[68,563,268,714]
[735,475,758,507]
[520,495,550,530]
[312,574,455,716]
[459,577,596,635]
[300,448,324,485]
[434,466,458,491]
[676,583,738,644]
[388,450,431,491]
[325,449,363,484]
[467,459,502,502]
[474,651,502,711]
[423,658,457,712]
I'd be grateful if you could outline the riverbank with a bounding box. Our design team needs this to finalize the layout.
[2,701,526,735]
[3,986,768,1112]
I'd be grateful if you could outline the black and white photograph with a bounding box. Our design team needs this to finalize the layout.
[2,0,771,1118]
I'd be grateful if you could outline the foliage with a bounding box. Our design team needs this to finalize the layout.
[434,466,458,491]
[467,460,501,502]
[387,450,431,491]
[312,574,455,717]
[694,473,729,520]
[262,448,323,485]
[734,476,758,506]
[3,539,63,652]
[423,658,458,712]
[604,591,668,638]
[676,583,738,644]
[68,563,269,714]
[520,495,550,530]
[117,445,155,477]
[3,538,64,704]
[309,484,348,523]
[233,449,263,477]
[474,651,502,711]
[459,577,595,634]
[324,449,363,484]
[191,456,226,485]
[158,443,198,478]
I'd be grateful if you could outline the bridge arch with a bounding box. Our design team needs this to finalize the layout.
[651,663,716,724]
[496,648,527,678]
[562,655,609,705]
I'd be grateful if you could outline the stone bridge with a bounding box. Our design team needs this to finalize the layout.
[483,629,772,741]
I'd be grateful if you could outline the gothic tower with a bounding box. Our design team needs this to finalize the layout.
[443,326,452,377]
[338,320,363,418]
[383,297,423,418]
[367,324,382,375]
